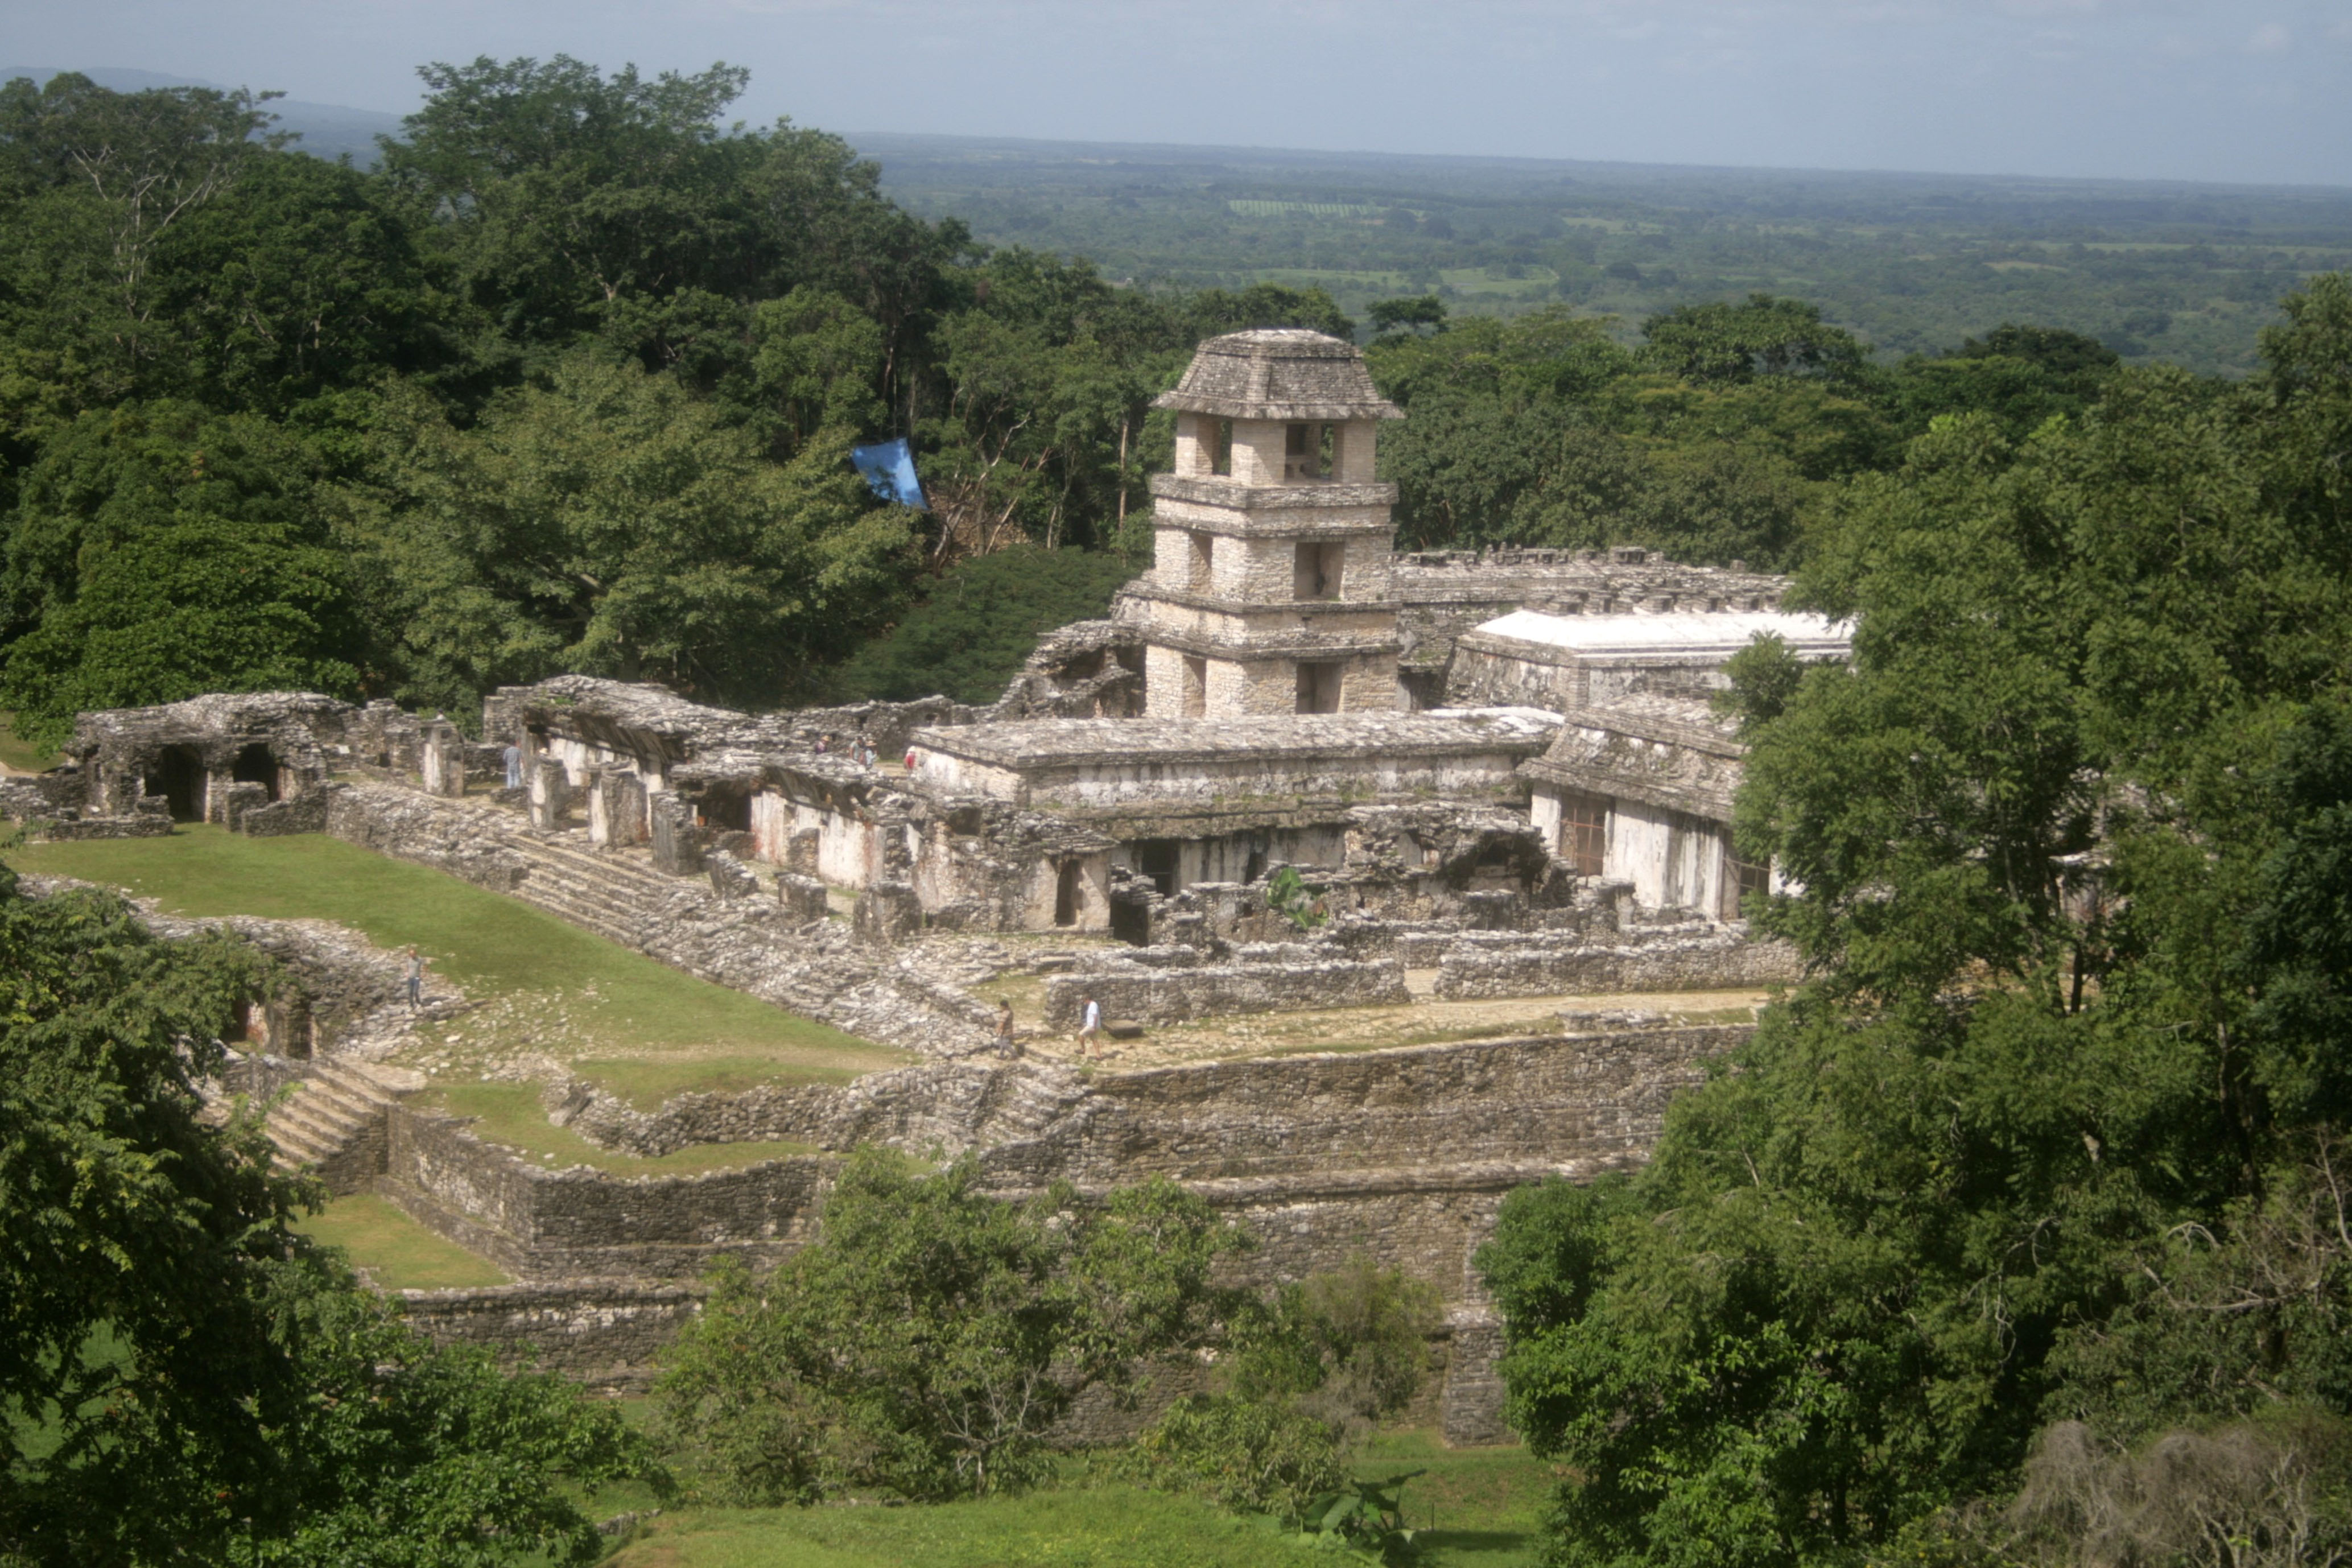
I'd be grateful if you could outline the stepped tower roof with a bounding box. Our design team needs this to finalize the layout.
[1153,328,1402,423]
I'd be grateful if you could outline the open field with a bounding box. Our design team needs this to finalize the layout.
[7,826,909,1113]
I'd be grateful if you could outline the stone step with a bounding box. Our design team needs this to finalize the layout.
[261,1058,421,1178]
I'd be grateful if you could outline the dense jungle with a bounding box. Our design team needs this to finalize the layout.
[7,55,2352,1568]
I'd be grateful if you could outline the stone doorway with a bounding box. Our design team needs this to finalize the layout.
[232,742,282,802]
[144,744,206,822]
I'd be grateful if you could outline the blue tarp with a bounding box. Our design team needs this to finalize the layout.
[850,438,928,510]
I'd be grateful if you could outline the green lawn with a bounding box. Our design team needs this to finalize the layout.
[292,1193,513,1289]
[599,1434,1549,1567]
[7,826,909,1108]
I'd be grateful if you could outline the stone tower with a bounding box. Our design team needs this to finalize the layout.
[1125,329,1405,719]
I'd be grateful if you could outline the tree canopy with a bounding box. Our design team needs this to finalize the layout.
[1479,273,2352,1568]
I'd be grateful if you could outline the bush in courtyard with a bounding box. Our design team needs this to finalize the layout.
[655,1148,1248,1503]
[1124,1393,1348,1524]
[1230,1254,1443,1437]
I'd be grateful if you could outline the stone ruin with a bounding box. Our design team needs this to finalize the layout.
[2,328,1864,1443]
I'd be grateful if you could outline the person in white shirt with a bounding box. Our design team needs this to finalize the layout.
[1075,994,1104,1058]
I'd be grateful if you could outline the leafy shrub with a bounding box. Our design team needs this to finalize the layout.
[824,545,1138,704]
[1229,1255,1443,1437]
[1124,1394,1347,1524]
[656,1149,1247,1503]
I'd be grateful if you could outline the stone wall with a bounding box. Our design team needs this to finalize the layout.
[1433,927,1802,998]
[395,1281,704,1392]
[381,1105,831,1279]
[1042,955,1410,1027]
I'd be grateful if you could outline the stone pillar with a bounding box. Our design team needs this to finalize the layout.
[584,765,612,845]
[420,721,466,797]
[649,790,704,876]
[600,769,649,847]
[527,756,572,831]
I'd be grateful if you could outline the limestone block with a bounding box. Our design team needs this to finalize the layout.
[852,880,920,944]
[215,779,269,832]
[706,850,759,900]
[776,871,829,921]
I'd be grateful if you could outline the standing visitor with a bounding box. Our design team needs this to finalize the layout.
[996,1000,1018,1059]
[502,741,525,789]
[404,946,426,1011]
[1075,993,1104,1058]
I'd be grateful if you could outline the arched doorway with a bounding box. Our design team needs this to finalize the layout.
[1054,859,1083,927]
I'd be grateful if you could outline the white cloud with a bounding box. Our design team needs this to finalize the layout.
[2247,20,2291,51]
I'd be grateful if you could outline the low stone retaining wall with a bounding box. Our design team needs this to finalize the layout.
[395,1280,704,1393]
[381,1104,832,1280]
[1433,929,1801,998]
[1043,957,1410,1027]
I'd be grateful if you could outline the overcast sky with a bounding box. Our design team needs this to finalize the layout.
[10,0,2348,186]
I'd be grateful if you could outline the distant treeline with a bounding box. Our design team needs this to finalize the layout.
[0,60,2301,741]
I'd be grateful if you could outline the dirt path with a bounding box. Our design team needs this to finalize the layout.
[982,979,1773,1071]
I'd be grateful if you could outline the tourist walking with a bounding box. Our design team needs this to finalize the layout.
[1075,993,1104,1058]
[502,741,525,789]
[403,946,426,1011]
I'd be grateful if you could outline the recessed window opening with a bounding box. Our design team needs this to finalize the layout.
[1564,794,1608,878]
[1209,419,1233,476]
[1182,655,1208,718]
[1054,859,1083,926]
[1293,540,1345,601]
[1187,531,1214,592]
[1726,855,1771,918]
[1135,839,1181,897]
[1321,422,1340,479]
[1295,661,1344,715]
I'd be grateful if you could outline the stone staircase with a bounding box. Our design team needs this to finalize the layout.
[267,1058,422,1193]
[501,829,690,948]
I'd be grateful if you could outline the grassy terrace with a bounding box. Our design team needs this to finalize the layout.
[292,1194,511,1290]
[8,824,908,1141]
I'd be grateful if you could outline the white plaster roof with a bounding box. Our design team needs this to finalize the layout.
[1468,608,1850,658]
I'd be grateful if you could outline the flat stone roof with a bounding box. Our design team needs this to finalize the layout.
[1467,609,1850,661]
[913,707,1562,770]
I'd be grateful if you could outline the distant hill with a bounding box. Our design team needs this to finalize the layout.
[0,66,405,164]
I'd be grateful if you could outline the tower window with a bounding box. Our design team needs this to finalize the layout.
[1210,419,1233,476]
[1295,661,1344,714]
[1293,540,1345,601]
[1188,531,1214,592]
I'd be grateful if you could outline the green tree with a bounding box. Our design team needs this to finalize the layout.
[1480,278,2352,1568]
[0,863,660,1565]
[342,350,911,712]
[657,1149,1246,1501]
[1641,293,1869,386]
[0,401,361,746]
[826,544,1138,705]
